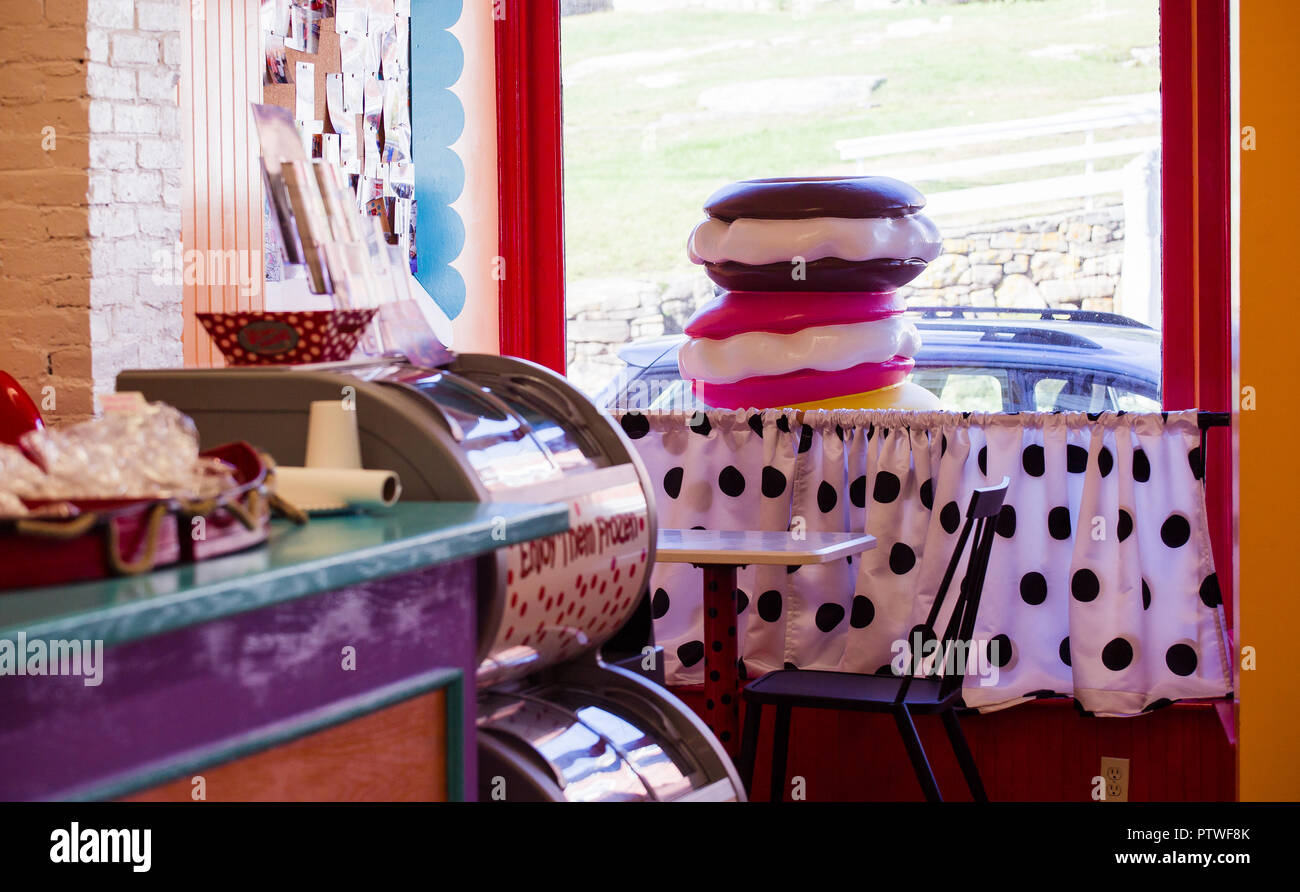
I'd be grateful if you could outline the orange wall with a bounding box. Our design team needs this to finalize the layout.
[1237,0,1300,801]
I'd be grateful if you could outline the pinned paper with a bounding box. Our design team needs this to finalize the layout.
[286,3,307,51]
[340,131,359,174]
[294,61,315,122]
[336,0,367,36]
[321,133,341,167]
[325,73,351,134]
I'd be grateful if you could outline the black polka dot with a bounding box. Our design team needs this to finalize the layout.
[1133,449,1151,482]
[996,504,1017,538]
[709,670,720,682]
[691,524,706,530]
[797,425,814,454]
[889,542,916,575]
[1199,573,1222,608]
[1117,509,1133,542]
[1071,568,1100,602]
[1048,506,1072,540]
[940,433,947,455]
[1059,636,1072,667]
[835,425,844,441]
[737,659,748,679]
[1097,446,1114,477]
[735,589,749,614]
[663,467,683,499]
[783,661,799,671]
[1020,572,1047,605]
[719,730,731,742]
[706,699,714,710]
[977,445,988,476]
[761,466,787,499]
[1066,444,1088,473]
[1188,446,1204,480]
[919,478,934,510]
[940,500,961,534]
[1141,579,1151,610]
[815,603,845,633]
[776,415,791,434]
[1143,698,1174,713]
[718,465,746,497]
[1161,513,1190,547]
[757,590,782,622]
[817,480,838,513]
[1166,643,1198,676]
[785,564,798,574]
[677,640,704,667]
[1101,637,1134,671]
[651,587,670,619]
[620,413,649,439]
[873,471,901,503]
[748,413,764,436]
[850,595,875,628]
[687,414,711,437]
[711,640,723,652]
[849,475,867,508]
[1022,444,1045,477]
[988,634,1013,668]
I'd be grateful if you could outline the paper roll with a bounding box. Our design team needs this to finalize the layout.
[274,466,401,513]
[304,399,362,469]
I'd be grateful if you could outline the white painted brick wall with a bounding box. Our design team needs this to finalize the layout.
[86,0,185,402]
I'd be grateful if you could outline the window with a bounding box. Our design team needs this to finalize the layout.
[559,0,1163,413]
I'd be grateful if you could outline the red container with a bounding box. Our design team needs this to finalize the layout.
[0,442,272,591]
[196,310,378,366]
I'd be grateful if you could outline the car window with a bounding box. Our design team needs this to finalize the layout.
[911,367,1006,412]
[1111,387,1161,412]
[606,368,698,412]
[1033,374,1112,413]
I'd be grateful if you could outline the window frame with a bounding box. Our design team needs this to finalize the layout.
[495,0,1234,618]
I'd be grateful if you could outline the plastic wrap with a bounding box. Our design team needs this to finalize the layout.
[1,404,236,506]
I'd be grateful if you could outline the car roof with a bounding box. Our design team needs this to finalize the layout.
[617,311,1160,386]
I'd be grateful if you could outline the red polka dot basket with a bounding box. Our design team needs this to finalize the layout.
[196,310,378,366]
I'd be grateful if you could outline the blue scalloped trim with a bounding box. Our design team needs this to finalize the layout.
[412,0,468,319]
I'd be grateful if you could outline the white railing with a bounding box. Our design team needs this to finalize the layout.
[834,93,1160,214]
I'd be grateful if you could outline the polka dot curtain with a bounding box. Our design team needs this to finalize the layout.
[619,409,1233,717]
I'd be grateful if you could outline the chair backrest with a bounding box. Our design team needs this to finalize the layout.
[897,477,1010,703]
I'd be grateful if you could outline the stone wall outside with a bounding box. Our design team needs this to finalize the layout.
[566,204,1130,396]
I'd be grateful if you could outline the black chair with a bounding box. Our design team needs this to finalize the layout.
[737,477,1010,802]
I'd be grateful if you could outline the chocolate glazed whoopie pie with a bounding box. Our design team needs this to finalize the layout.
[688,176,942,292]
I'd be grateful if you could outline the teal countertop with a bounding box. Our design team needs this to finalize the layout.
[0,502,568,649]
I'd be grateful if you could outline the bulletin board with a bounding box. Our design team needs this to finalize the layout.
[259,1,416,281]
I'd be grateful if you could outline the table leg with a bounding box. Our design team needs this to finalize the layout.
[701,564,740,756]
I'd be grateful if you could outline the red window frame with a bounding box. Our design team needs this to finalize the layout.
[495,0,1235,617]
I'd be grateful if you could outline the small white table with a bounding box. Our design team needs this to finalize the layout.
[655,529,877,754]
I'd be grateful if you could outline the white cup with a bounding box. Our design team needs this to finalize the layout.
[304,399,362,469]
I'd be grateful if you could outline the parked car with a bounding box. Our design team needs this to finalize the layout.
[594,307,1162,414]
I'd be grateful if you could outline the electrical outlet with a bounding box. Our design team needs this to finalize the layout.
[1100,756,1130,802]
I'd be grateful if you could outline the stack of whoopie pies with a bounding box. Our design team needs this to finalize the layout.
[681,175,943,410]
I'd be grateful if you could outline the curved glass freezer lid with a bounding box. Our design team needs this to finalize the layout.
[478,690,698,801]
[379,367,599,491]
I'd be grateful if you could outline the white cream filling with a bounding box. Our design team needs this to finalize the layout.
[688,213,941,266]
[679,316,921,385]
